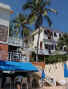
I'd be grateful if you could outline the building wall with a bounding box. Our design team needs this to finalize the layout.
[0,8,10,26]
[0,44,8,60]
[53,32,60,42]
[31,28,62,55]
[33,30,44,49]
[0,3,11,60]
[0,8,10,43]
[45,62,65,82]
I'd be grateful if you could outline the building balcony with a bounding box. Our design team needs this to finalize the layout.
[8,51,29,62]
[8,37,23,47]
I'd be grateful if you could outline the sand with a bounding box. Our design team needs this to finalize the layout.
[36,86,66,89]
[44,86,65,89]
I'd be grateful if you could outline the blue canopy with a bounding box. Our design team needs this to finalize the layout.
[0,60,38,72]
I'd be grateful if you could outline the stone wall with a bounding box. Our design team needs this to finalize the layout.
[45,62,64,82]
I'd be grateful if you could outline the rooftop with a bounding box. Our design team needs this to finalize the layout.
[32,27,63,36]
[0,3,11,11]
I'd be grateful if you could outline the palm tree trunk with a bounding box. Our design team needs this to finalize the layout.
[36,27,40,62]
[22,29,24,48]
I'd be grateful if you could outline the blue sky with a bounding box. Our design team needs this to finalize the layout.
[0,0,68,32]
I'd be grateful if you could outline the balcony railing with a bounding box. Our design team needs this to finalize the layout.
[8,37,23,47]
[8,52,29,62]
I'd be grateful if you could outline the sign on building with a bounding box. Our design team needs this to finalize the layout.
[0,44,8,60]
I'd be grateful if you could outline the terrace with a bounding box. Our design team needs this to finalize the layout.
[8,51,29,62]
[8,37,23,47]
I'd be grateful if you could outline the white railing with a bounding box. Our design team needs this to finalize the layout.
[8,52,29,62]
[8,37,23,47]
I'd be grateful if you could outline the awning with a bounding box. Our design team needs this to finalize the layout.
[0,60,38,72]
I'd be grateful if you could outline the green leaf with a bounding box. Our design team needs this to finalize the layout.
[23,2,33,10]
[35,14,43,29]
[23,27,30,37]
[43,10,47,16]
[16,23,20,28]
[28,14,36,24]
[44,15,52,27]
[48,8,57,14]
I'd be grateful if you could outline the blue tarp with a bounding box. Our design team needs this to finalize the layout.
[64,63,68,77]
[0,60,38,72]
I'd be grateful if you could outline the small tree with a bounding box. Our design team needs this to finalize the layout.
[57,33,68,52]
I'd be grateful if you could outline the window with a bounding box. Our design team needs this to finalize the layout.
[51,45,54,50]
[44,30,48,35]
[55,45,57,50]
[64,47,66,51]
[49,50,51,54]
[45,44,48,49]
[54,32,57,37]
[0,25,8,42]
[60,46,63,50]
[59,33,61,37]
[32,36,34,41]
[51,32,53,36]
[40,41,42,49]
[45,44,54,50]
[48,36,51,39]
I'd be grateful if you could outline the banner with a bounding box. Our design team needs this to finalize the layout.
[64,63,68,77]
[0,44,8,60]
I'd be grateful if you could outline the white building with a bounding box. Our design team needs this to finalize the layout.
[0,3,11,44]
[24,27,63,56]
[0,3,11,60]
[0,3,26,61]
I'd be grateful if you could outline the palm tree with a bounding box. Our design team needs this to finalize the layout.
[9,21,20,37]
[13,13,32,48]
[23,0,57,61]
[13,13,31,38]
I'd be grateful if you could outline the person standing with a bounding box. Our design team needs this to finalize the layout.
[1,77,6,89]
[15,75,23,89]
[41,69,45,87]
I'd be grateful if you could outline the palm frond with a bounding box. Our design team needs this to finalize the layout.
[43,10,47,16]
[22,25,31,37]
[46,8,58,14]
[27,13,36,24]
[19,13,26,22]
[35,14,43,29]
[44,15,52,27]
[40,0,51,8]
[23,2,33,10]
